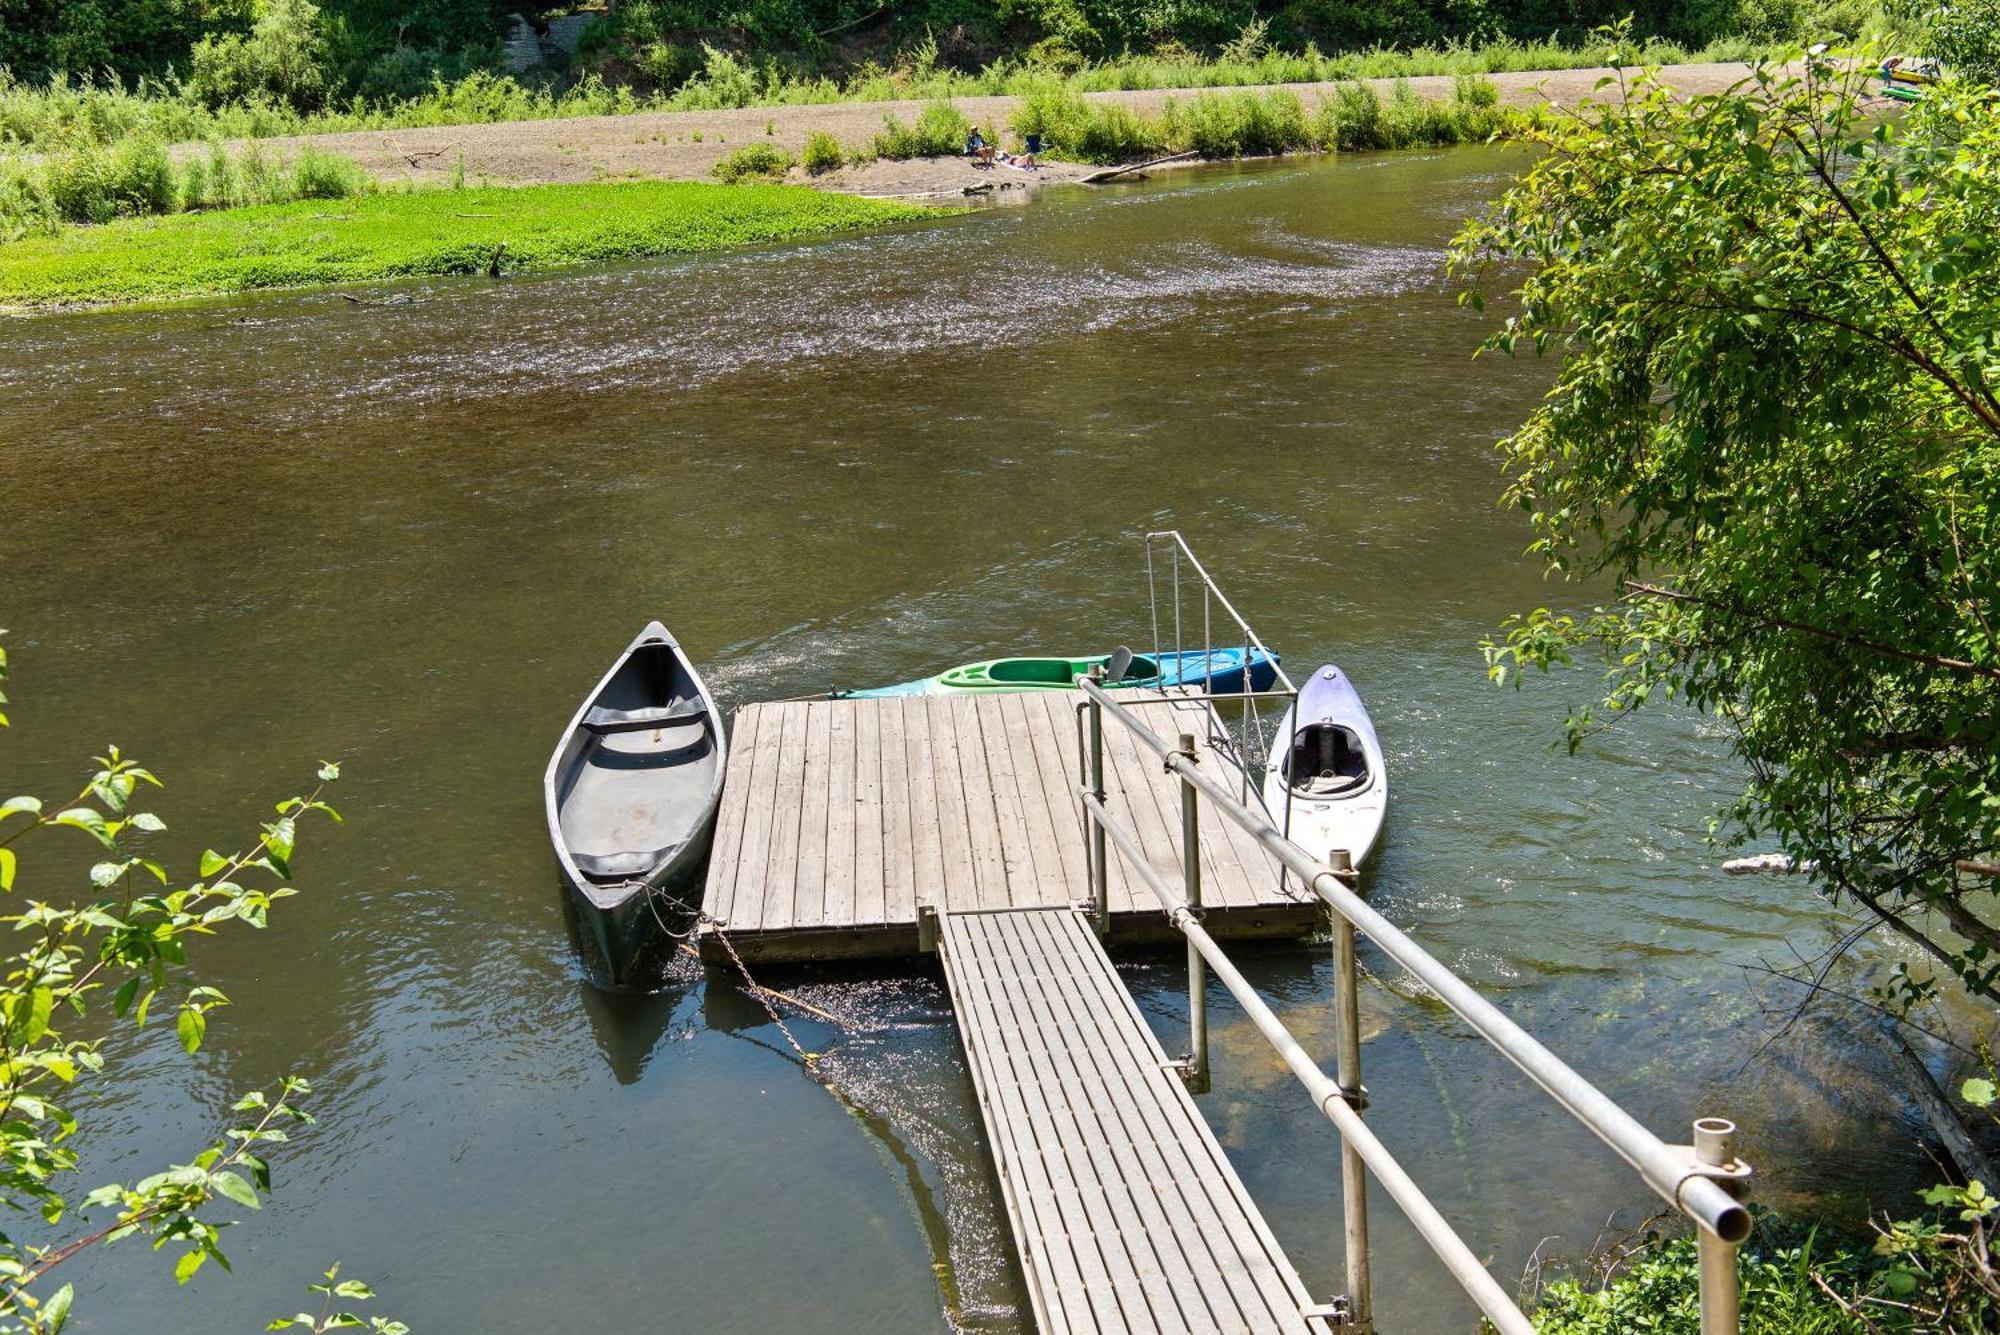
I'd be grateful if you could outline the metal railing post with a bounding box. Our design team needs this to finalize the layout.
[1088,666,1109,934]
[1694,1118,1748,1335]
[1329,849,1372,1329]
[1179,732,1209,1094]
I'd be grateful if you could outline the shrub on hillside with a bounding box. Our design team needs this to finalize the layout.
[186,0,332,111]
[1013,84,1162,160]
[712,142,794,181]
[1161,88,1312,155]
[873,100,970,158]
[801,129,845,174]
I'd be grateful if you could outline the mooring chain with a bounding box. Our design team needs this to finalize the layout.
[634,881,828,1076]
[705,917,826,1077]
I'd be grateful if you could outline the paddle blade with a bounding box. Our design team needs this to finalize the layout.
[1105,645,1135,685]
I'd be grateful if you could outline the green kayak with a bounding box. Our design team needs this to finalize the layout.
[837,646,1279,698]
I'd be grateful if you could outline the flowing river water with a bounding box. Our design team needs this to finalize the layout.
[0,146,1934,1332]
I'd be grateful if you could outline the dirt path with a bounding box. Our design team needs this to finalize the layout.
[230,63,1762,199]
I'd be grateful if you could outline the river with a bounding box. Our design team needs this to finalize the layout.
[0,146,1928,1332]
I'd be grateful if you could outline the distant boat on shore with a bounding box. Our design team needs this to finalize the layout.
[545,622,725,986]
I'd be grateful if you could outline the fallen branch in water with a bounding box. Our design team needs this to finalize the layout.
[675,942,853,1027]
[1080,150,1200,184]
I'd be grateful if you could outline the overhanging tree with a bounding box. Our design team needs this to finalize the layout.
[1450,54,2000,1013]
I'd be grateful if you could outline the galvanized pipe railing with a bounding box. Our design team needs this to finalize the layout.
[1076,676,1753,1329]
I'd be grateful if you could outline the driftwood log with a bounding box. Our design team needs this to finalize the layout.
[1080,150,1200,184]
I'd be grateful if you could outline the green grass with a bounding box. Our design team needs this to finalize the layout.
[0,179,944,309]
[0,34,1792,155]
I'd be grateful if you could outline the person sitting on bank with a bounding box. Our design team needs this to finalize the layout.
[965,129,997,165]
[1014,132,1042,169]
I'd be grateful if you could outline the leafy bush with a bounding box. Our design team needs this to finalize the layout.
[1161,88,1312,155]
[1911,0,2000,81]
[873,100,972,157]
[0,137,373,234]
[1530,1208,1999,1333]
[186,0,332,112]
[290,145,371,199]
[801,129,846,173]
[712,142,795,181]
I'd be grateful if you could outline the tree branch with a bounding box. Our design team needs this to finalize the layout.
[1622,580,2000,680]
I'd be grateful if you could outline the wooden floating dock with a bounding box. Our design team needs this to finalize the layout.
[939,906,1334,1335]
[697,688,1335,1333]
[697,691,1317,961]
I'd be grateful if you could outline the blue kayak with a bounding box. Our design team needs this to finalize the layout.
[838,646,1280,698]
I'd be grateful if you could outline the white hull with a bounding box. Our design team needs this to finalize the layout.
[1262,664,1386,868]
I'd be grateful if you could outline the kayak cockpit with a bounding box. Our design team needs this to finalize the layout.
[1281,722,1370,798]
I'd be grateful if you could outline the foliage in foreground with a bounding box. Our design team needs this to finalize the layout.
[1889,0,2000,83]
[0,635,362,1331]
[1452,54,2000,1014]
[1530,1205,2000,1332]
[0,179,942,308]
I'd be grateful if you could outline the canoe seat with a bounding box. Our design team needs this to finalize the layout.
[584,701,707,734]
[571,845,681,880]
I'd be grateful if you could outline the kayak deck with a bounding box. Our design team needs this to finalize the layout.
[697,690,1318,961]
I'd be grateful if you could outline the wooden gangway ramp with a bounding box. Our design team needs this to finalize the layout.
[939,905,1334,1335]
[698,691,1315,961]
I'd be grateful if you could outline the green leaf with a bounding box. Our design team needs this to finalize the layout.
[0,795,42,823]
[174,1248,207,1284]
[210,1170,259,1210]
[89,860,126,889]
[52,808,114,848]
[20,986,53,1044]
[176,1007,206,1054]
[1962,1077,1997,1108]
[317,761,341,781]
[44,1282,72,1333]
[129,812,166,832]
[199,849,229,877]
[0,847,14,893]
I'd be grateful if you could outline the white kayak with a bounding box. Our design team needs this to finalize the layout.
[1263,662,1387,867]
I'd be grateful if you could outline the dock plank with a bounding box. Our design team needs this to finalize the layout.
[702,704,755,928]
[824,702,858,928]
[925,696,984,915]
[758,702,809,932]
[852,699,885,928]
[939,907,1328,1335]
[975,695,1040,909]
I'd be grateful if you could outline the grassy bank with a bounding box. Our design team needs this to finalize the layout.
[0,180,942,309]
[0,34,1763,154]
[836,76,1516,169]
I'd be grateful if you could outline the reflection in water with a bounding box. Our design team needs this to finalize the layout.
[0,147,1933,1332]
[576,968,695,1085]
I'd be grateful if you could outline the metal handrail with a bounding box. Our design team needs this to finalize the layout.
[1082,788,1533,1334]
[1145,530,1300,698]
[1076,676,1752,1331]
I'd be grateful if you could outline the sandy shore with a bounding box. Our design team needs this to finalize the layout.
[224,63,1764,199]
